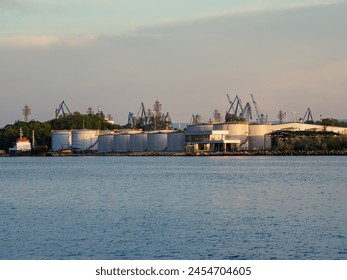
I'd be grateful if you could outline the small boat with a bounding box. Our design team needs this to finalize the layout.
[31,130,48,156]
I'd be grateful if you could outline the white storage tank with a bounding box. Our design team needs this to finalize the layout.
[98,134,114,153]
[113,134,130,152]
[130,133,147,152]
[215,123,249,149]
[51,130,72,151]
[248,124,272,150]
[167,132,186,152]
[214,123,249,136]
[72,130,99,151]
[147,132,168,152]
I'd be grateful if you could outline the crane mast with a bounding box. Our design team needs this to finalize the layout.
[300,107,314,123]
[251,93,265,123]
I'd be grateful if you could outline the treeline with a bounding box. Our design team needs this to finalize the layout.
[276,135,347,151]
[0,113,123,151]
[0,121,51,151]
[314,118,347,127]
[49,112,122,130]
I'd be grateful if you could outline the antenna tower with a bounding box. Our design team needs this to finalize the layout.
[23,104,31,123]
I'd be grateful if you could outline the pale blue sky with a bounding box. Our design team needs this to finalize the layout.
[1,0,337,36]
[1,0,346,126]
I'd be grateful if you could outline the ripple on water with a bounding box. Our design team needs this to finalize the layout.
[0,156,346,259]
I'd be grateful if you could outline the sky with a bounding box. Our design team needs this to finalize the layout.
[1,0,346,127]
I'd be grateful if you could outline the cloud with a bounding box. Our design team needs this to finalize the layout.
[0,35,97,48]
[135,0,345,34]
[64,35,97,46]
[0,36,60,47]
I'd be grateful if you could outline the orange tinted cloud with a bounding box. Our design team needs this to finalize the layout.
[0,35,96,48]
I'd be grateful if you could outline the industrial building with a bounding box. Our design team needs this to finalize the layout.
[184,124,242,152]
[50,121,347,154]
[47,95,346,154]
[183,122,347,153]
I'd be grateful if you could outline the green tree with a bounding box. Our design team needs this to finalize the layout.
[0,114,124,151]
[318,118,347,127]
[225,113,246,123]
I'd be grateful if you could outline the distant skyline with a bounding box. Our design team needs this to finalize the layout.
[1,0,347,127]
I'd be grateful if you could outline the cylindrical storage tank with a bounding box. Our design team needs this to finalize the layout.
[147,133,168,152]
[214,123,249,135]
[71,130,99,151]
[214,123,249,149]
[129,133,147,152]
[98,134,114,153]
[113,134,130,152]
[167,132,186,152]
[51,130,72,151]
[248,124,272,150]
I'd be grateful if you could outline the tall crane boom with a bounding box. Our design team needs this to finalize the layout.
[241,102,252,121]
[226,94,253,122]
[300,107,314,123]
[226,94,237,114]
[234,95,244,118]
[226,94,244,116]
[251,93,265,123]
[55,100,72,119]
[133,102,148,127]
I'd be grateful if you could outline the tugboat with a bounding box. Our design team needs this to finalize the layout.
[9,128,48,156]
[8,128,31,156]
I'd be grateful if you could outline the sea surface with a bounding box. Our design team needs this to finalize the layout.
[0,156,346,260]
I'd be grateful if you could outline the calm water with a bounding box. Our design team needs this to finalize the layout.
[0,156,346,260]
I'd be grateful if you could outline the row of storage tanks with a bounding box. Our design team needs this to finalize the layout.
[51,130,186,152]
[50,123,347,153]
[51,124,272,153]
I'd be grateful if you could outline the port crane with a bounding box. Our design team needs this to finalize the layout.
[241,102,252,121]
[226,94,243,117]
[162,112,173,129]
[55,100,72,119]
[226,94,237,115]
[137,102,148,127]
[251,93,265,123]
[300,107,314,123]
[226,94,252,121]
[127,102,148,128]
[189,114,202,125]
[234,95,244,118]
[127,112,135,127]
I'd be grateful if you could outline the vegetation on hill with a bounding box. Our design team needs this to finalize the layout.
[225,113,246,123]
[0,121,51,151]
[0,113,124,150]
[317,118,347,127]
[49,112,122,130]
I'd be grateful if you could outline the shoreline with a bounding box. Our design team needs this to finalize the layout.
[45,150,347,157]
[1,150,346,157]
